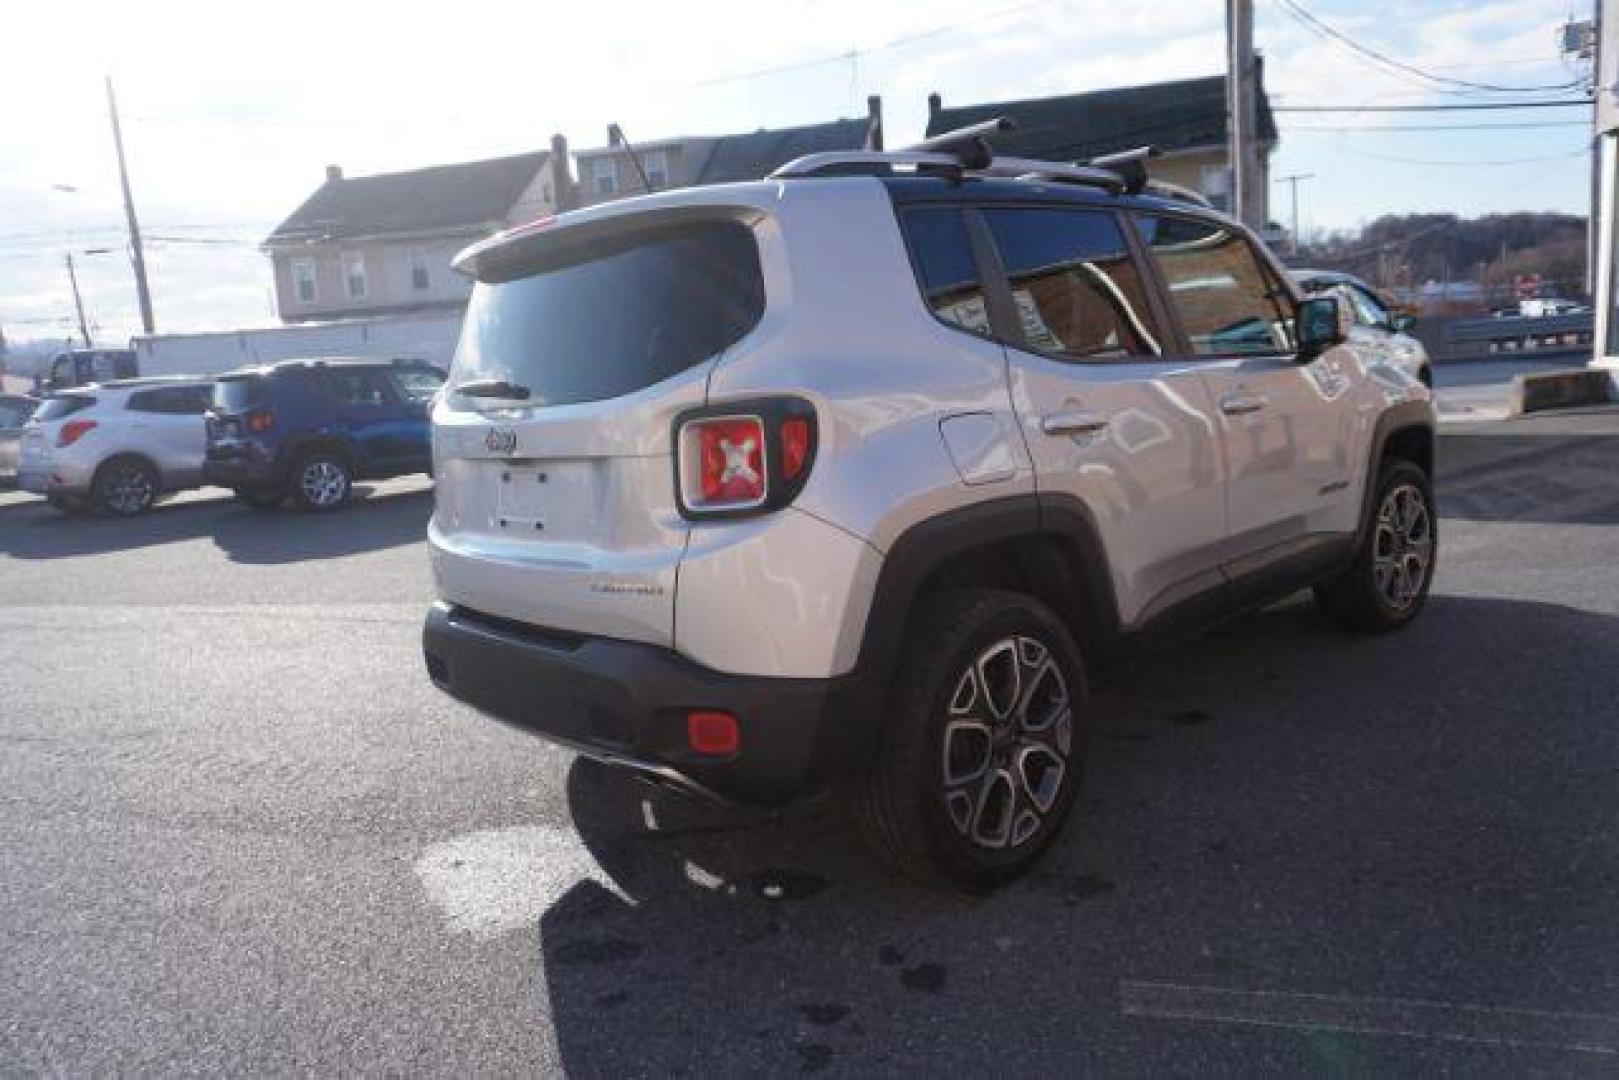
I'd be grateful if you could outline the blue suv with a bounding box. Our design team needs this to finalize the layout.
[204,358,445,510]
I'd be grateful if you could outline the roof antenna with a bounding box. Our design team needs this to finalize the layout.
[608,124,654,192]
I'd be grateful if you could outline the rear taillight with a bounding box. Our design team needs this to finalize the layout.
[246,410,274,433]
[57,419,97,447]
[674,399,817,519]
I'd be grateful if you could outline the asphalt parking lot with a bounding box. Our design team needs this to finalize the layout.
[4,413,1619,1076]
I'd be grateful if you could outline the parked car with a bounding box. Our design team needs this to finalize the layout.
[0,393,41,486]
[203,358,445,511]
[421,136,1436,890]
[1294,269,1431,387]
[45,348,139,391]
[18,377,214,515]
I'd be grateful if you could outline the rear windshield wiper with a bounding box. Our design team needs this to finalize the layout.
[453,379,532,401]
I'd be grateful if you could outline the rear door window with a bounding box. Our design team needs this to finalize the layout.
[451,221,765,408]
[323,369,394,407]
[900,208,991,337]
[982,208,1164,361]
[1135,214,1292,356]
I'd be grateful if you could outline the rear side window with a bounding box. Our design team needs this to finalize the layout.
[1135,215,1292,356]
[0,399,34,427]
[388,366,445,403]
[213,377,269,411]
[901,208,990,337]
[127,386,211,415]
[451,221,764,408]
[34,395,95,421]
[982,208,1163,361]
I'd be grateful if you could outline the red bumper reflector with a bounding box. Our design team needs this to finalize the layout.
[687,710,740,755]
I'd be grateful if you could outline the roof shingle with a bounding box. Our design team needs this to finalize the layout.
[925,75,1277,162]
[266,150,550,245]
[696,117,873,185]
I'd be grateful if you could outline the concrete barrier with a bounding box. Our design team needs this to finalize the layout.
[1509,368,1616,416]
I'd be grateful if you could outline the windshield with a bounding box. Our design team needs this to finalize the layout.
[449,221,764,408]
[212,377,269,411]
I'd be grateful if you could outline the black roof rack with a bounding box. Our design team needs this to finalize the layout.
[769,119,1215,209]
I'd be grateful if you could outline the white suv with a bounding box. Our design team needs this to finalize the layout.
[18,377,214,515]
[422,130,1436,889]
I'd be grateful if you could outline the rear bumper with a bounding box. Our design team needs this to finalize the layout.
[203,442,281,489]
[422,602,876,805]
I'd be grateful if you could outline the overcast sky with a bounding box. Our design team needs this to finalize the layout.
[0,0,1593,345]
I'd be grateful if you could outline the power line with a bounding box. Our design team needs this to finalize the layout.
[1276,100,1593,112]
[1333,144,1590,167]
[1271,0,1584,94]
[1283,119,1590,131]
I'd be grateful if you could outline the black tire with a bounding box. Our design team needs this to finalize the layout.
[233,486,283,510]
[91,457,158,516]
[855,588,1090,893]
[1315,459,1436,633]
[289,451,352,512]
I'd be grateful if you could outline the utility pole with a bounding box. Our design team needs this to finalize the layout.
[106,76,155,334]
[1226,0,1263,230]
[1276,172,1314,256]
[64,254,92,347]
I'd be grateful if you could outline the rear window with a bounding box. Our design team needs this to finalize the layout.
[213,377,269,411]
[450,221,765,408]
[34,395,95,422]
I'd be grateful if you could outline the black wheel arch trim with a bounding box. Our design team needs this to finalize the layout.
[1356,400,1436,548]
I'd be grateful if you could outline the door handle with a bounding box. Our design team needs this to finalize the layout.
[1220,393,1269,416]
[1040,410,1110,437]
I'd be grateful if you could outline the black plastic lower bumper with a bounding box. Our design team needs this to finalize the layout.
[422,602,875,805]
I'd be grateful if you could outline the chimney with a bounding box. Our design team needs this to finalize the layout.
[550,133,576,212]
[325,164,343,182]
[927,92,942,120]
[865,95,884,151]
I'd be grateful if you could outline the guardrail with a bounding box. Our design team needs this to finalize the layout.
[1440,312,1594,362]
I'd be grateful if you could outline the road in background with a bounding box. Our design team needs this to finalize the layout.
[2,419,1618,1074]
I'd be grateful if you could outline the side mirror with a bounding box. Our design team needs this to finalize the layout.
[1295,295,1350,361]
[1390,312,1417,333]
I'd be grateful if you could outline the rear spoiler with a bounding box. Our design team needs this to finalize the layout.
[454,204,766,284]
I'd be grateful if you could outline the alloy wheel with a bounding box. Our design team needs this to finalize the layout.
[940,635,1072,851]
[1373,483,1433,611]
[300,459,348,508]
[104,464,154,514]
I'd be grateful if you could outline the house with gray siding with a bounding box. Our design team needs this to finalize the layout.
[262,138,572,323]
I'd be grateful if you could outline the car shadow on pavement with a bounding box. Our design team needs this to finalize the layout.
[0,485,433,564]
[533,594,1619,1076]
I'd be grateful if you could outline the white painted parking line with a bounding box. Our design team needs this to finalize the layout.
[1119,981,1619,1055]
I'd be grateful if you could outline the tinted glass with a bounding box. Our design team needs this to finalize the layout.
[388,367,446,403]
[1349,285,1390,328]
[323,369,392,407]
[902,208,989,336]
[451,222,765,408]
[1136,215,1291,356]
[984,208,1163,360]
[126,389,166,413]
[35,395,95,421]
[213,377,269,411]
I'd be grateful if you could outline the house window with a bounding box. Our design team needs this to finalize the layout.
[643,150,668,189]
[292,258,317,304]
[343,251,367,300]
[408,246,430,291]
[1199,165,1232,213]
[593,157,618,196]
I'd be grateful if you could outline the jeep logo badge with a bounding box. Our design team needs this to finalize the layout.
[485,428,518,455]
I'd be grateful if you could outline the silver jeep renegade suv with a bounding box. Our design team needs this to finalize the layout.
[423,130,1436,889]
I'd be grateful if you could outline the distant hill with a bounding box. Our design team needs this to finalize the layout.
[1299,212,1587,305]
